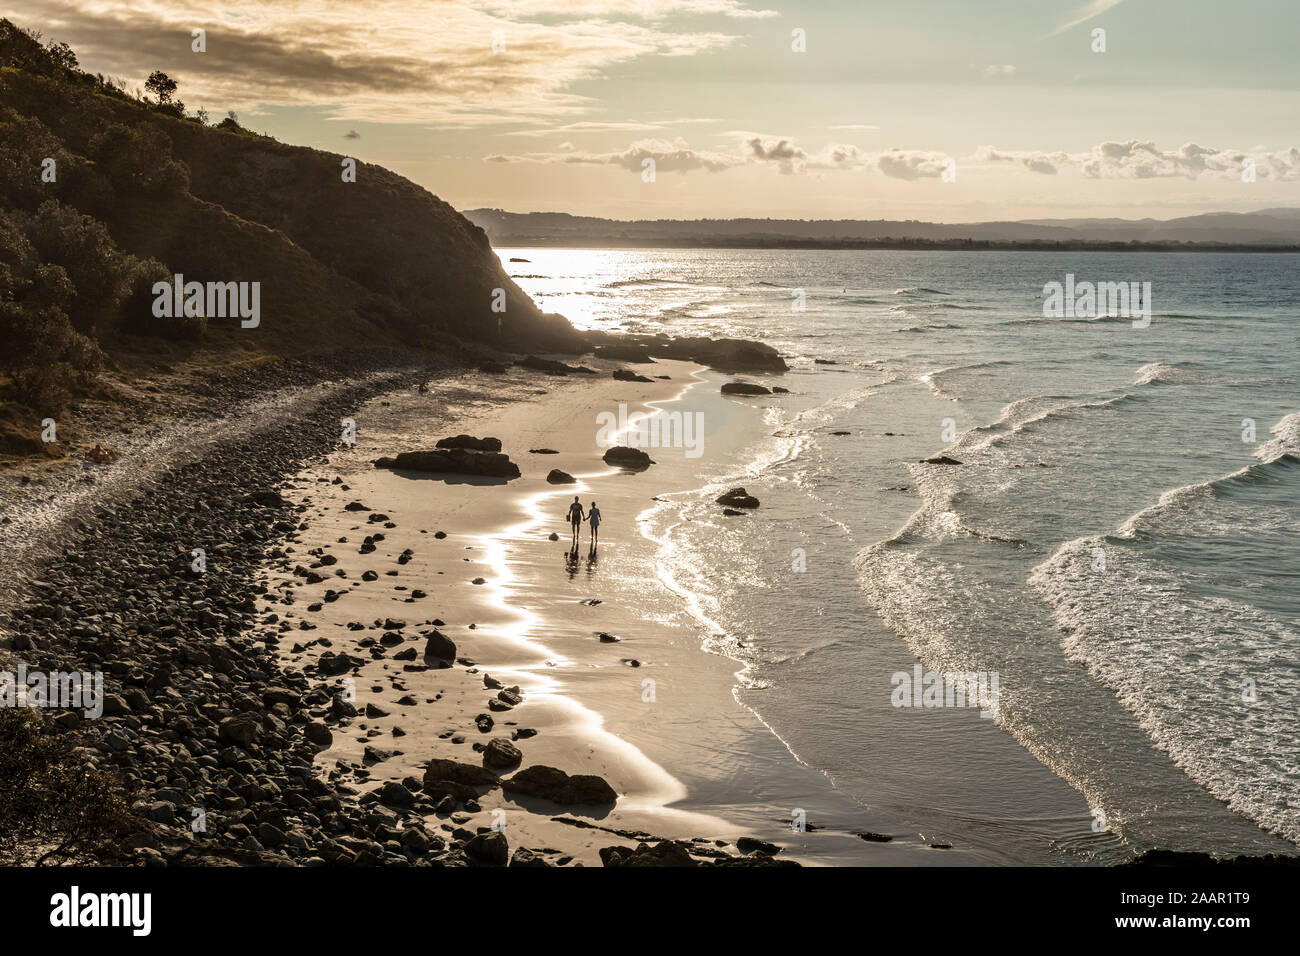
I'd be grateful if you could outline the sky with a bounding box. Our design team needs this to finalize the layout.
[23,0,1300,221]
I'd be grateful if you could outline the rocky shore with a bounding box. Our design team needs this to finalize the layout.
[0,349,799,867]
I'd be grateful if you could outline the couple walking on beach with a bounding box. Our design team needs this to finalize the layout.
[567,496,601,552]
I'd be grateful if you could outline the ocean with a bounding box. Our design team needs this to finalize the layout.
[499,247,1300,864]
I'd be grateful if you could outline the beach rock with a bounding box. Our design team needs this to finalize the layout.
[716,487,760,508]
[736,837,780,855]
[344,501,370,511]
[479,361,507,374]
[516,355,596,375]
[600,840,697,867]
[423,758,498,792]
[771,386,790,393]
[593,344,656,363]
[502,765,617,806]
[547,532,559,541]
[721,381,771,396]
[921,455,963,466]
[509,847,551,868]
[424,630,457,663]
[546,469,575,484]
[626,335,786,373]
[217,716,262,749]
[529,448,559,454]
[483,738,523,769]
[612,368,653,383]
[465,831,509,866]
[435,434,502,452]
[378,781,416,808]
[305,722,333,747]
[373,449,521,479]
[722,508,745,516]
[243,490,286,507]
[602,446,654,469]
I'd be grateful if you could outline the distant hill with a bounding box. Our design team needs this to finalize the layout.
[0,17,583,420]
[463,208,1300,250]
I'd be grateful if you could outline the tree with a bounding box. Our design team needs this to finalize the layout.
[46,40,78,71]
[144,70,178,105]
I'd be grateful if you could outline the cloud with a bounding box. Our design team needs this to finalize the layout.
[982,64,1016,78]
[975,145,1065,174]
[486,137,739,172]
[21,0,753,125]
[344,129,360,139]
[505,121,666,138]
[1079,141,1299,180]
[747,137,806,174]
[487,135,1300,184]
[873,149,954,180]
[479,0,778,18]
[825,124,880,131]
[978,141,1299,181]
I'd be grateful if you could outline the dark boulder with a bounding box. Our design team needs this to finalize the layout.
[483,737,523,769]
[424,630,457,664]
[721,381,771,396]
[602,446,654,469]
[435,434,502,452]
[374,449,521,479]
[600,840,697,867]
[502,765,617,805]
[593,344,656,363]
[716,487,760,508]
[465,831,509,866]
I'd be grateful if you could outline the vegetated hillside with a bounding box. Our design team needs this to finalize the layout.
[0,18,584,422]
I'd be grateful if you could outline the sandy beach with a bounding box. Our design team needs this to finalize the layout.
[257,359,936,865]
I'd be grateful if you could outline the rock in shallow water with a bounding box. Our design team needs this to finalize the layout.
[716,487,760,508]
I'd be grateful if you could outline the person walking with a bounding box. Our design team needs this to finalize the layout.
[587,501,602,550]
[566,496,586,549]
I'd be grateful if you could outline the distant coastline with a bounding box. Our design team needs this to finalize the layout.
[485,236,1300,253]
[465,206,1300,253]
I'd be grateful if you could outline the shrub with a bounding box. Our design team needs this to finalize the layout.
[120,257,205,340]
[23,199,132,334]
[0,709,134,864]
[0,208,104,407]
[87,122,190,197]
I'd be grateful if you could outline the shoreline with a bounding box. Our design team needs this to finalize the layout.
[264,360,814,865]
[1,345,1291,866]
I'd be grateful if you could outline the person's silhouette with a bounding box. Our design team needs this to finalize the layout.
[587,501,601,551]
[566,496,585,550]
